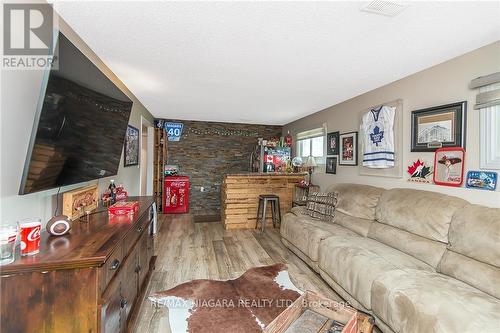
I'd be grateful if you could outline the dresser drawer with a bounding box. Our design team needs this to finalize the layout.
[99,244,124,294]
[123,211,151,258]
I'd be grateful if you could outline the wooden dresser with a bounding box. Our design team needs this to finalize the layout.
[0,196,156,333]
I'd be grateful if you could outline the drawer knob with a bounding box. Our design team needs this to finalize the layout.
[109,259,120,270]
[137,226,143,233]
[135,265,141,273]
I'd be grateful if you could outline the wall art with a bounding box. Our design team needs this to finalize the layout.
[466,171,497,191]
[433,147,465,187]
[407,159,433,183]
[326,156,338,174]
[124,125,139,167]
[339,132,358,166]
[411,101,466,152]
[326,131,340,155]
[359,99,403,178]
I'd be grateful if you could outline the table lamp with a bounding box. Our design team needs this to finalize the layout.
[304,156,317,185]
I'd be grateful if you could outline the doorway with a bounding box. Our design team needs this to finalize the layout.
[140,116,154,196]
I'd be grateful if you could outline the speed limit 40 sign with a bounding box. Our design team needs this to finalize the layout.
[165,122,184,142]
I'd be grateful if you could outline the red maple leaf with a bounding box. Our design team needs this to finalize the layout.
[407,159,425,176]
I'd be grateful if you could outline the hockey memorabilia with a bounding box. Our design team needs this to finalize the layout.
[326,156,338,174]
[411,101,467,152]
[433,148,465,187]
[407,159,433,183]
[46,215,71,236]
[361,105,396,168]
[466,171,497,191]
[339,132,358,166]
[63,185,98,220]
[326,131,340,155]
[124,125,139,166]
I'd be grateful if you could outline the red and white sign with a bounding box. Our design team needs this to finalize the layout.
[19,220,41,256]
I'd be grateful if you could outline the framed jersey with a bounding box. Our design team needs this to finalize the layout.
[359,99,404,178]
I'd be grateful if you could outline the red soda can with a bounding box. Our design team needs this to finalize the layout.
[19,219,41,256]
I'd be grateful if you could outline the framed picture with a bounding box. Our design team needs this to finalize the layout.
[326,131,340,155]
[326,156,337,174]
[339,132,358,166]
[466,171,497,191]
[411,101,467,152]
[433,147,465,187]
[124,125,139,167]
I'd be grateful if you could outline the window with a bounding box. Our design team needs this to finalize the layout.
[477,81,500,169]
[296,127,325,164]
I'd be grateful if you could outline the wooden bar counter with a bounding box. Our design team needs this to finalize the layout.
[221,173,306,230]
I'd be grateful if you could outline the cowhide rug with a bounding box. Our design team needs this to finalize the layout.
[148,263,302,333]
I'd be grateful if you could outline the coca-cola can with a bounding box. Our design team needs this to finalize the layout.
[19,218,41,256]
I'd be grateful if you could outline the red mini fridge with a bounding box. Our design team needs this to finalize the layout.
[163,176,190,214]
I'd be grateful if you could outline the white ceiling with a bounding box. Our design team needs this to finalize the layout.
[54,1,500,125]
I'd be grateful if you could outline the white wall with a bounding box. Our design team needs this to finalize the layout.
[0,16,154,226]
[284,41,500,207]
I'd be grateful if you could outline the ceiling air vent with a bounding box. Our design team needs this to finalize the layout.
[361,0,408,17]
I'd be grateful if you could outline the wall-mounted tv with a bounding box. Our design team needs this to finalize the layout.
[19,32,133,195]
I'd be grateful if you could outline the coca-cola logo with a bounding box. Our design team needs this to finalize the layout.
[27,226,41,241]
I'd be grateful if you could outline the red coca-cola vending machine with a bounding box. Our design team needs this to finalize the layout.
[163,176,190,214]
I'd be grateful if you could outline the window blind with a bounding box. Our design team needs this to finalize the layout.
[296,127,325,140]
[471,73,500,109]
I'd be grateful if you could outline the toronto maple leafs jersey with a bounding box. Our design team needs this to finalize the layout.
[361,105,395,168]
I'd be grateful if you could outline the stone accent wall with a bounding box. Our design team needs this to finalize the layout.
[160,119,282,220]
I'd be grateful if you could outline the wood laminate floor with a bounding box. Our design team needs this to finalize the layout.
[132,213,342,332]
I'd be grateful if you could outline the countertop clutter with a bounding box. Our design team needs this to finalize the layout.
[1,196,154,275]
[1,196,156,333]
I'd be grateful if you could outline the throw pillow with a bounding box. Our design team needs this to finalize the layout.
[306,191,339,222]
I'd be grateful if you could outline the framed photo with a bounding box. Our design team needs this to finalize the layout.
[326,156,338,174]
[411,101,467,152]
[326,131,340,155]
[466,171,497,191]
[124,125,139,167]
[339,132,358,166]
[433,147,465,187]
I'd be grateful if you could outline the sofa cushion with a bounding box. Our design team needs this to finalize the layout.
[439,251,500,299]
[372,269,500,333]
[447,204,500,267]
[318,235,433,310]
[368,222,447,268]
[280,213,357,262]
[334,211,373,237]
[326,183,384,220]
[375,188,467,243]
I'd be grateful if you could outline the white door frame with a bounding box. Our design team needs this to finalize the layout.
[140,116,154,196]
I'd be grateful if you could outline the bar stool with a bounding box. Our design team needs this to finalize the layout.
[256,194,281,232]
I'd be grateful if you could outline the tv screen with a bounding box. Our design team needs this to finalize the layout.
[19,32,133,195]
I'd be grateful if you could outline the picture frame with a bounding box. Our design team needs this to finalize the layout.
[411,101,467,152]
[124,125,139,167]
[466,171,497,191]
[326,156,337,174]
[326,131,340,155]
[433,147,465,187]
[339,132,358,166]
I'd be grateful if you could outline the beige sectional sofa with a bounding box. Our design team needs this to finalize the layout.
[280,183,500,333]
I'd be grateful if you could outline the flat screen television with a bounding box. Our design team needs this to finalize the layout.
[19,32,133,195]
